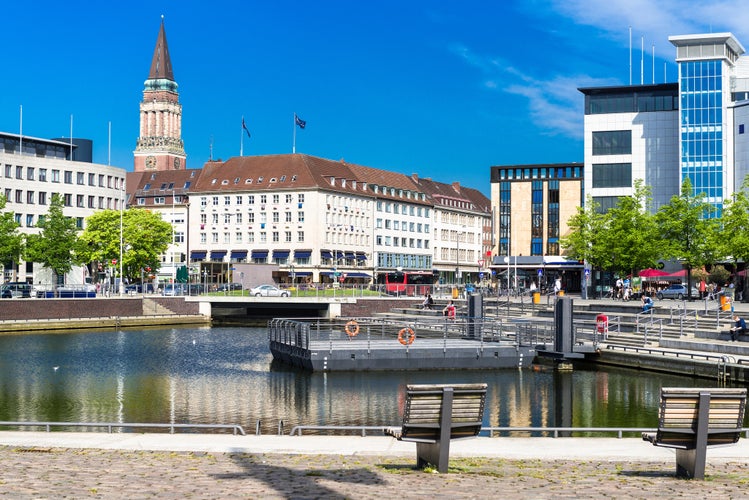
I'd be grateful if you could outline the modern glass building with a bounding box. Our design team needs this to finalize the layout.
[669,33,747,215]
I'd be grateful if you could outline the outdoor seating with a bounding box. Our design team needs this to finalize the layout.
[642,387,747,479]
[385,383,487,473]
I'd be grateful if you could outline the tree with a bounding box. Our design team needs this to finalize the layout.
[718,175,749,300]
[560,195,609,296]
[601,180,660,277]
[24,194,79,283]
[75,209,173,282]
[0,195,24,274]
[656,178,721,300]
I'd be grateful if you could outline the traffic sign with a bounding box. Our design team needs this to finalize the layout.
[537,269,543,277]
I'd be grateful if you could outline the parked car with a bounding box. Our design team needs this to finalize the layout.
[217,283,243,292]
[162,283,187,296]
[250,284,289,297]
[656,284,700,300]
[1,282,31,298]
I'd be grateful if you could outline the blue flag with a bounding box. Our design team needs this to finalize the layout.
[295,114,306,129]
[242,118,251,139]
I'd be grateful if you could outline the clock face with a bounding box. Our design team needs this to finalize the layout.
[145,156,156,169]
[174,157,181,169]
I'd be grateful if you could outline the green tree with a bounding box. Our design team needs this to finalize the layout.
[656,178,721,299]
[560,195,609,296]
[24,194,79,283]
[718,175,749,300]
[0,195,24,273]
[601,180,660,277]
[75,209,172,281]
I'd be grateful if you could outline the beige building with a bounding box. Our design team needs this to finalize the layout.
[489,163,583,292]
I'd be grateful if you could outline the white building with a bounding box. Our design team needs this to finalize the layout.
[0,132,126,286]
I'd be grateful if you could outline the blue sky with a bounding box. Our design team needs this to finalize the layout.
[3,1,749,196]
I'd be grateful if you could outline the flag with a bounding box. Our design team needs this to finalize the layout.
[242,118,251,139]
[295,114,306,129]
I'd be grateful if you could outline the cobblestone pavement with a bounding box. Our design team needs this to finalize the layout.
[2,446,749,499]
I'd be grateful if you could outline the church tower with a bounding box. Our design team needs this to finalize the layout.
[134,18,186,171]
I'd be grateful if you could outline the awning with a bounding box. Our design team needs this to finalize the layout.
[289,271,312,277]
[210,250,227,260]
[345,252,356,259]
[230,250,248,259]
[190,251,206,260]
[346,272,371,278]
[335,250,345,259]
[294,250,312,259]
[251,250,268,258]
[356,253,367,261]
[272,250,290,259]
[321,250,333,259]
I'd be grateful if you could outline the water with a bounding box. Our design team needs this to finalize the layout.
[0,326,737,433]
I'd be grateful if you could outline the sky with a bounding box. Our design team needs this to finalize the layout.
[4,1,749,197]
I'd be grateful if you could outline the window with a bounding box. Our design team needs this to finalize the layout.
[592,131,632,155]
[26,191,34,204]
[224,196,231,205]
[16,166,23,179]
[52,170,60,183]
[236,213,243,224]
[592,163,632,188]
[88,173,95,186]
[27,167,34,180]
[76,194,84,207]
[39,169,47,182]
[64,171,72,184]
[285,194,293,203]
[298,211,305,222]
[154,197,165,204]
[298,194,305,203]
[38,192,47,205]
[272,194,279,204]
[297,231,304,242]
[224,213,231,224]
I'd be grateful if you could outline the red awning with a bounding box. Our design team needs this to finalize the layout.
[638,268,669,278]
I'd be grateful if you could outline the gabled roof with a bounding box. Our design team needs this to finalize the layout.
[127,169,200,207]
[410,175,491,214]
[148,18,174,81]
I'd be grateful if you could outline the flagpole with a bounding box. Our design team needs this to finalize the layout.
[240,115,244,157]
[108,121,111,166]
[292,113,296,154]
[19,105,23,156]
[69,114,74,160]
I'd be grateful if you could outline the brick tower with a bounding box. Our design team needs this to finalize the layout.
[133,17,186,171]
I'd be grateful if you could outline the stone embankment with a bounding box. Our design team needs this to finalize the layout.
[0,296,208,333]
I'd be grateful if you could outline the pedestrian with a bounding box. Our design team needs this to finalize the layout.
[442,300,456,319]
[641,293,654,313]
[553,277,562,296]
[729,314,746,341]
[427,293,434,310]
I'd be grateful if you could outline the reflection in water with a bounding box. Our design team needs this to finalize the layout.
[0,326,737,433]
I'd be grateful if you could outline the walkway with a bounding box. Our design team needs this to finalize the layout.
[1,433,748,498]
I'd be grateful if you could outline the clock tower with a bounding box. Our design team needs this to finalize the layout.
[134,17,186,172]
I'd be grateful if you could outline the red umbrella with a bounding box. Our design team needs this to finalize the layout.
[666,269,688,277]
[639,268,670,278]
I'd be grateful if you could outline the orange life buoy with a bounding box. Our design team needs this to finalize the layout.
[398,327,415,345]
[345,320,360,337]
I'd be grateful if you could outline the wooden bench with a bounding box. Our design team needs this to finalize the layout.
[642,387,747,479]
[385,383,487,473]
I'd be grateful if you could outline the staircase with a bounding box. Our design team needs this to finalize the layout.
[142,298,177,316]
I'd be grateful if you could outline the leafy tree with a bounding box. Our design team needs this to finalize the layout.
[718,175,749,300]
[24,194,79,283]
[601,180,660,277]
[75,209,172,281]
[560,195,609,296]
[656,178,721,299]
[0,195,24,272]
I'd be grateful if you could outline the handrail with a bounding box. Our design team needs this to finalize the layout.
[0,421,246,435]
[605,344,736,363]
[289,424,748,439]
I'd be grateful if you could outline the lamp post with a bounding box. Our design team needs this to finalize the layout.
[119,181,124,296]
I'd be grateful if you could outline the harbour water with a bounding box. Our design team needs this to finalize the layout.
[0,326,738,434]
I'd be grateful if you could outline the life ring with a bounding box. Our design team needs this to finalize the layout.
[398,327,415,345]
[345,320,360,337]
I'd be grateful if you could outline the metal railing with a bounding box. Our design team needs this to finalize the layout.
[0,421,246,435]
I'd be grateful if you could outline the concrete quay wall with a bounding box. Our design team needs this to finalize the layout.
[595,349,749,384]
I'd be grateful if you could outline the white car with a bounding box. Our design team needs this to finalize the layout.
[250,284,289,297]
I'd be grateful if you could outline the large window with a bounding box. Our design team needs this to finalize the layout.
[592,163,632,188]
[592,131,631,155]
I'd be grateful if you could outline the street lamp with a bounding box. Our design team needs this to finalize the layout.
[171,189,176,286]
[119,180,124,296]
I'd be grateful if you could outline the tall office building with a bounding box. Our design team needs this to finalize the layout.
[669,33,749,215]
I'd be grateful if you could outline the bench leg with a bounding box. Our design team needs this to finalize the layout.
[416,440,450,473]
[675,448,706,480]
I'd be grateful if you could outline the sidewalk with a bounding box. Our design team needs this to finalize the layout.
[2,432,749,498]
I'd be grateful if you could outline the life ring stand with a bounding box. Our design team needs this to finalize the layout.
[398,327,416,345]
[344,320,360,337]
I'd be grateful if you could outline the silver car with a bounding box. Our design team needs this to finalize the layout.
[656,284,699,300]
[250,284,289,297]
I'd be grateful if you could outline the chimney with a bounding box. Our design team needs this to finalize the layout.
[452,181,461,193]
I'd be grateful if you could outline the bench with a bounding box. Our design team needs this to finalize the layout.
[385,383,487,473]
[642,387,747,479]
